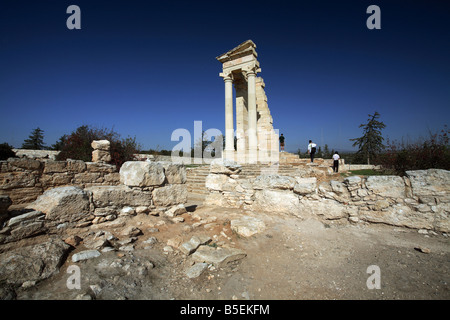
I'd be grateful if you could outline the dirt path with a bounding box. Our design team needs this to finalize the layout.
[13,198,449,301]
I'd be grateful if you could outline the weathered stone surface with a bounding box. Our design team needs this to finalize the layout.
[253,175,296,190]
[185,263,208,279]
[91,140,110,151]
[8,158,41,171]
[5,187,43,204]
[0,238,70,285]
[86,185,153,208]
[231,216,266,237]
[66,159,86,173]
[92,150,111,163]
[205,174,233,191]
[7,210,44,227]
[179,235,211,255]
[253,189,300,215]
[161,163,187,184]
[293,177,317,195]
[365,176,406,198]
[406,169,450,198]
[192,245,246,267]
[360,204,435,230]
[299,198,346,220]
[43,161,67,174]
[27,186,91,223]
[164,204,187,217]
[0,171,37,189]
[120,161,165,187]
[210,159,241,175]
[9,221,45,240]
[152,184,188,207]
[72,250,101,262]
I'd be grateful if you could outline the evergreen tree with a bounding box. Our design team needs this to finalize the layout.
[22,127,46,150]
[51,134,67,151]
[350,111,386,164]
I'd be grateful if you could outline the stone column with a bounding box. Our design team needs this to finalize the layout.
[247,69,257,163]
[224,75,235,160]
[91,140,111,163]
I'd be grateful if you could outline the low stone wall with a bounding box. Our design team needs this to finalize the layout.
[0,158,120,205]
[0,161,188,244]
[204,160,450,232]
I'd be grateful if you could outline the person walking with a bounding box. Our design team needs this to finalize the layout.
[279,134,285,152]
[332,151,340,173]
[308,140,317,162]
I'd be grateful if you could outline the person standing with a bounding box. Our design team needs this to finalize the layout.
[332,151,340,173]
[279,134,285,152]
[308,140,317,162]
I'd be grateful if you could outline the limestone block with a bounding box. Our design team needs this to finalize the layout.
[27,186,91,223]
[191,245,246,267]
[161,163,186,184]
[8,158,41,171]
[210,158,242,175]
[73,172,102,184]
[66,159,87,173]
[253,189,300,216]
[43,161,67,174]
[359,204,434,230]
[92,150,111,163]
[298,198,346,220]
[343,176,361,190]
[365,176,406,198]
[91,140,110,151]
[230,216,266,237]
[86,185,153,208]
[152,184,188,207]
[86,162,117,173]
[253,175,296,190]
[6,187,44,204]
[406,169,450,199]
[293,177,317,195]
[205,174,232,191]
[0,171,37,189]
[0,239,70,285]
[120,161,165,187]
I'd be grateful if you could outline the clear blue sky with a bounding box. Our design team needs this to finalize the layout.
[1,0,449,153]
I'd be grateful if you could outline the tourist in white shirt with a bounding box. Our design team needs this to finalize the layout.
[308,140,317,163]
[332,151,340,173]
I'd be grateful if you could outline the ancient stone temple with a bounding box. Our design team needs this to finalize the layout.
[217,40,279,164]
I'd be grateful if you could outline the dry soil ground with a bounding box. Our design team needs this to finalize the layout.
[13,195,450,301]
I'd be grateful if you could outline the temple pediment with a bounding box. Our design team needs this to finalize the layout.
[216,40,258,63]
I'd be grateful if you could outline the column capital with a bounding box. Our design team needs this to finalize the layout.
[219,72,234,82]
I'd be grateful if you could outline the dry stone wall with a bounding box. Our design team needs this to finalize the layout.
[0,161,188,245]
[0,158,120,205]
[204,159,450,232]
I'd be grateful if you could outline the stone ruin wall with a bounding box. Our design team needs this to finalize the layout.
[204,160,450,233]
[0,157,121,205]
[0,160,188,245]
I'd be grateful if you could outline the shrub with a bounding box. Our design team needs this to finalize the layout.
[375,126,450,175]
[56,125,141,169]
[0,143,16,160]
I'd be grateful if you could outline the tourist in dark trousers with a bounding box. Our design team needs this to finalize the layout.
[332,151,340,173]
[308,140,317,162]
[279,134,285,152]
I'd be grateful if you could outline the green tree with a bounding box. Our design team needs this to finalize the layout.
[56,125,141,169]
[22,127,46,150]
[51,134,68,151]
[0,142,16,160]
[350,111,386,164]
